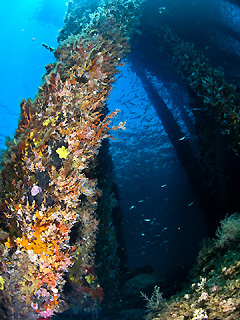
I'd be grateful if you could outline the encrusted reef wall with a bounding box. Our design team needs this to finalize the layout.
[144,214,240,320]
[155,25,240,227]
[0,1,146,319]
[159,25,240,155]
[58,0,145,43]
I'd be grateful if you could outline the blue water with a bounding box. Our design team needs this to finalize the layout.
[0,0,67,149]
[2,0,240,308]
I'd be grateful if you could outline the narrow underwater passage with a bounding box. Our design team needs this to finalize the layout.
[107,62,208,275]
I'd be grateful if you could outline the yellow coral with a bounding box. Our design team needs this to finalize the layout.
[85,274,96,285]
[0,276,5,290]
[43,119,50,126]
[56,146,69,159]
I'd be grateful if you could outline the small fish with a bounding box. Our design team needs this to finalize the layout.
[140,115,147,122]
[188,201,194,207]
[143,107,149,114]
[144,219,151,222]
[161,184,167,188]
[139,200,144,203]
[178,136,186,141]
[130,206,135,210]
[129,102,136,106]
[148,116,155,122]
[141,233,145,236]
[159,6,166,13]
[162,227,168,232]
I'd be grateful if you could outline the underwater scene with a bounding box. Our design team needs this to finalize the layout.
[1,0,240,319]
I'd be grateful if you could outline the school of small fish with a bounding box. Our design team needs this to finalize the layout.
[107,63,198,268]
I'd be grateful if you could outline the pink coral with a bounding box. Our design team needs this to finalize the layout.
[31,185,42,196]
[39,308,54,318]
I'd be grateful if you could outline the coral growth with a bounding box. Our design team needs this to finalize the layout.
[141,286,167,313]
[216,213,240,247]
[0,8,131,319]
[145,215,240,320]
[160,25,240,155]
[58,0,146,42]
